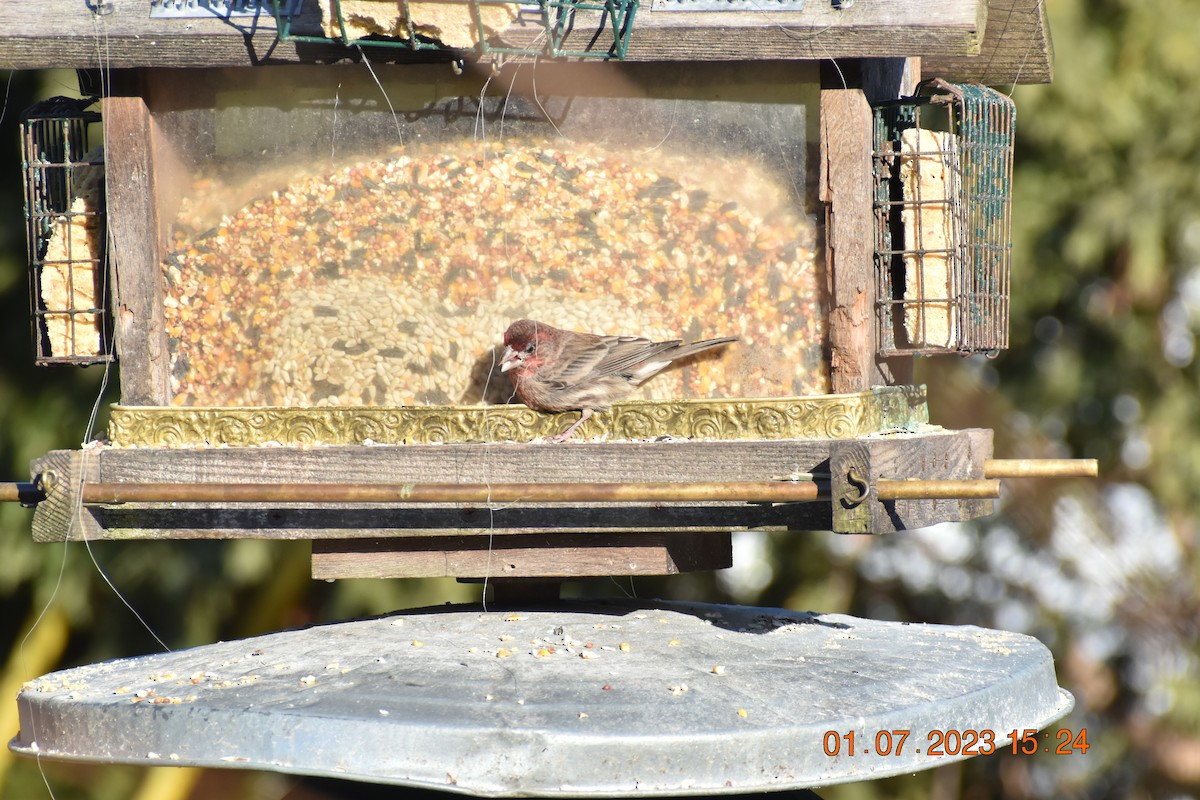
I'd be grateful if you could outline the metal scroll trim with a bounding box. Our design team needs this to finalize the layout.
[107,386,928,447]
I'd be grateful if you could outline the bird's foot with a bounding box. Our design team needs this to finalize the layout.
[546,408,592,443]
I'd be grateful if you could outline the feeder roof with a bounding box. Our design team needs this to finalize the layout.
[0,0,1051,86]
[12,599,1072,795]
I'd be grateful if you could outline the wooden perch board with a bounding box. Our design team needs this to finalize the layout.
[0,0,1050,85]
[830,428,993,533]
[310,532,733,579]
[29,428,995,578]
[29,440,836,542]
[31,428,993,530]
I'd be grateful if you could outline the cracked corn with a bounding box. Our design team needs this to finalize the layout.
[162,141,825,407]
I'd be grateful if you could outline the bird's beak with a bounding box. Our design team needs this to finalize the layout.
[500,346,518,373]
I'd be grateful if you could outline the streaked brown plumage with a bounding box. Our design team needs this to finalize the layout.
[499,318,736,441]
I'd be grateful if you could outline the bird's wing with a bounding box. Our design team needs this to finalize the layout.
[549,335,737,387]
[530,336,609,390]
[588,336,682,381]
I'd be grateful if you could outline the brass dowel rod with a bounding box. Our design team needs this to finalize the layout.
[875,479,1001,500]
[79,480,825,505]
[77,479,997,504]
[984,458,1099,478]
[0,482,45,504]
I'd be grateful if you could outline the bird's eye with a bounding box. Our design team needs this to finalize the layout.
[524,343,535,354]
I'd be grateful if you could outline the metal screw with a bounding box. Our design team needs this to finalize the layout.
[37,470,58,496]
[843,467,869,507]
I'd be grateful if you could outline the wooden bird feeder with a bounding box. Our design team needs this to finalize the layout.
[2,0,1077,587]
[4,1,1099,794]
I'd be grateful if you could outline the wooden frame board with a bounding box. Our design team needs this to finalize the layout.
[0,0,1050,85]
[29,428,994,578]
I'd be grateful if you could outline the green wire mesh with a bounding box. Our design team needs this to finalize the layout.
[271,0,637,60]
[872,80,1015,355]
[21,96,113,366]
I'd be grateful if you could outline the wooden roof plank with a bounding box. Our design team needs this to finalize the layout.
[0,0,1049,85]
[925,0,1053,86]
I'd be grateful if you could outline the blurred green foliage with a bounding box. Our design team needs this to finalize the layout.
[2,0,1199,797]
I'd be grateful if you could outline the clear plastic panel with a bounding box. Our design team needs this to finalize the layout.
[155,63,826,407]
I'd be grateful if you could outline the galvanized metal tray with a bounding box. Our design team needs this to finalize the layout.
[11,601,1073,795]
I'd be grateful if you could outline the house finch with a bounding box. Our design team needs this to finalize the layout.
[499,318,737,441]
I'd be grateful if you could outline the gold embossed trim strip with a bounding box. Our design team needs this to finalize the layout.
[107,387,928,447]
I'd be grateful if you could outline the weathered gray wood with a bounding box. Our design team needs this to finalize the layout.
[926,0,1053,86]
[30,440,835,541]
[29,430,999,543]
[820,89,876,393]
[311,532,733,579]
[103,96,172,405]
[0,0,1051,85]
[829,428,993,533]
[25,450,93,542]
[71,440,833,483]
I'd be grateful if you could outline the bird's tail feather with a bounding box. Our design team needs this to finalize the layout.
[667,336,738,362]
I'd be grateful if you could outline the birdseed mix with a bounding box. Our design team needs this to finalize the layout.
[162,139,825,407]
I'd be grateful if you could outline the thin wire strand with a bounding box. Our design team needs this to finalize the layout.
[358,46,403,144]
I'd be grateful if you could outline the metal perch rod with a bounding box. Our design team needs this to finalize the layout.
[0,460,1093,505]
[70,479,1002,504]
[874,479,999,500]
[983,458,1099,478]
[77,481,826,504]
[0,482,43,504]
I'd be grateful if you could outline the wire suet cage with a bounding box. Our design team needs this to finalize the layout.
[872,79,1015,355]
[21,96,112,366]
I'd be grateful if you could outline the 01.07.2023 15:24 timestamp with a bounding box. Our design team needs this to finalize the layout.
[822,728,1090,758]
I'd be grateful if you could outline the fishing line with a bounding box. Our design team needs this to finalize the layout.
[358,45,404,145]
[1005,0,1043,94]
[528,54,566,140]
[331,82,341,162]
[0,70,13,129]
[637,98,679,155]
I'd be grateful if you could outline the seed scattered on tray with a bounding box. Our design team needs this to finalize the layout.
[162,141,824,408]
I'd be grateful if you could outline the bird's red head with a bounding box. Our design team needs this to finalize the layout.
[500,319,549,374]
